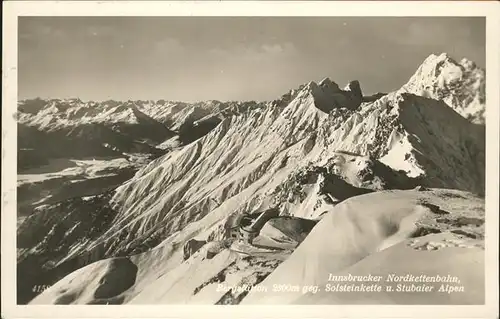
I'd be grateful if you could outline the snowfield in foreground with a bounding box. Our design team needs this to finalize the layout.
[31,189,484,305]
[242,189,484,305]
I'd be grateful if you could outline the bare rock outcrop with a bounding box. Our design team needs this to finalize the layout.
[309,78,364,112]
[183,239,207,260]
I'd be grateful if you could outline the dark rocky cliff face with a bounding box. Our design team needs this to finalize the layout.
[311,79,365,113]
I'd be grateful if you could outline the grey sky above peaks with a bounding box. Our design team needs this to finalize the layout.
[18,17,485,102]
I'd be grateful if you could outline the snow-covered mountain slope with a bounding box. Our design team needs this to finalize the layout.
[19,99,151,130]
[137,100,260,131]
[18,53,486,305]
[17,191,120,304]
[76,80,467,258]
[242,189,484,305]
[402,53,485,124]
[17,100,175,151]
[30,188,484,305]
[100,84,482,255]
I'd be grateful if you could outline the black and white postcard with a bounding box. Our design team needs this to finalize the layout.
[2,1,499,318]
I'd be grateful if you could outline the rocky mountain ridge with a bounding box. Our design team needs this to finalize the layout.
[401,53,485,124]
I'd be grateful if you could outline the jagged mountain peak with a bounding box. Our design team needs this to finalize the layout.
[343,80,361,92]
[421,52,479,73]
[402,53,485,124]
[459,57,478,71]
[298,78,363,113]
[415,52,466,79]
[318,77,340,89]
[424,52,454,63]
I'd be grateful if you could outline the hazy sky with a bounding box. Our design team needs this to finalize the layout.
[18,17,485,102]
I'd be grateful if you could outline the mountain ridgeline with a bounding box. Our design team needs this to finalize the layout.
[17,53,486,305]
